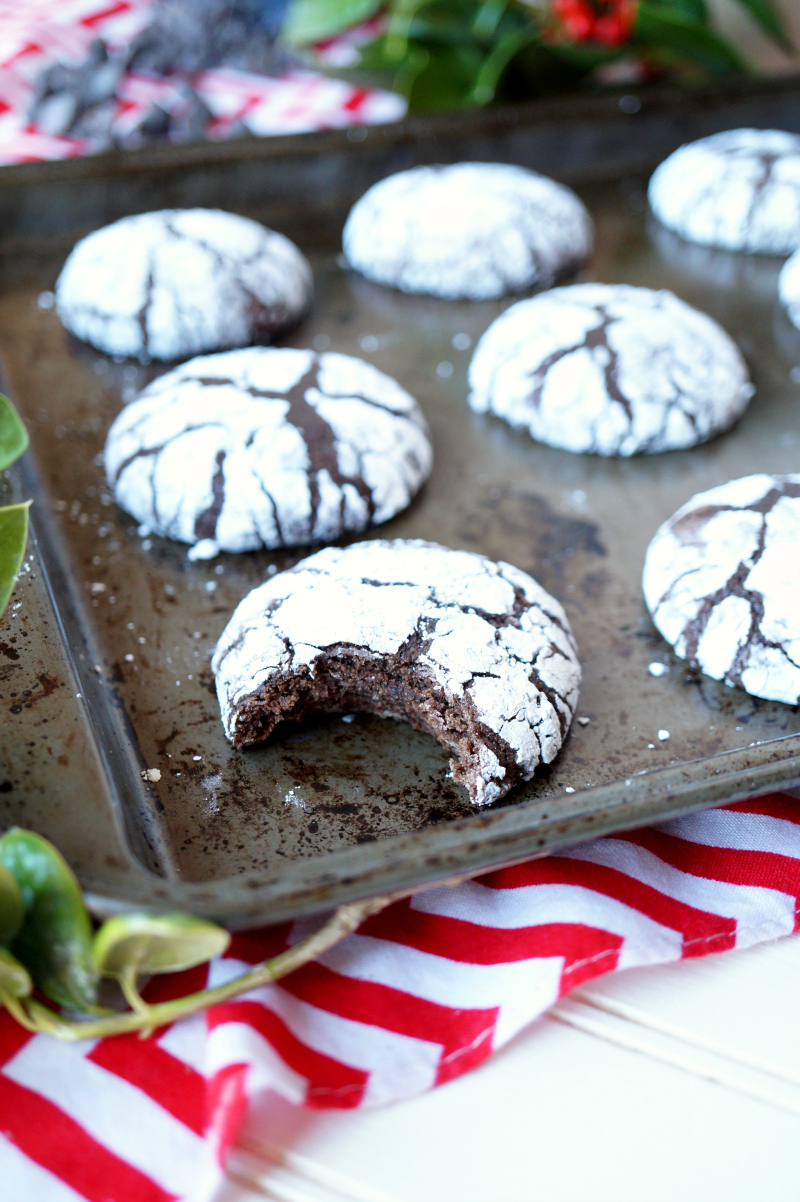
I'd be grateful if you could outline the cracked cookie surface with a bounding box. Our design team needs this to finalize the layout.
[643,474,800,705]
[342,163,593,300]
[468,283,753,456]
[212,539,581,806]
[56,208,312,361]
[104,347,433,552]
[648,129,800,254]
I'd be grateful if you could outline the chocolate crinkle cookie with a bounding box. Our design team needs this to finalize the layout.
[643,474,800,705]
[342,163,593,300]
[212,540,581,806]
[104,348,432,553]
[648,129,800,255]
[56,208,312,361]
[468,283,753,456]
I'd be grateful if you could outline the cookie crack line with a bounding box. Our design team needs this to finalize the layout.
[135,265,155,357]
[279,358,375,536]
[677,483,800,677]
[193,374,414,423]
[668,481,800,555]
[195,449,226,541]
[524,302,633,423]
[651,478,800,697]
[741,151,782,240]
[179,362,402,536]
[163,216,298,340]
[111,421,231,485]
[680,560,800,687]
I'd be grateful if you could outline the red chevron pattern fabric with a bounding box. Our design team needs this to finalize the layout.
[0,1,404,166]
[1,793,799,1200]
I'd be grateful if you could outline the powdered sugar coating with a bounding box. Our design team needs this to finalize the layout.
[643,474,800,705]
[468,283,753,456]
[342,163,593,300]
[212,539,581,806]
[778,247,800,329]
[104,348,432,552]
[56,208,313,361]
[648,129,800,254]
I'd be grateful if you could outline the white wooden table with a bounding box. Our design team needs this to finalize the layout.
[219,932,800,1201]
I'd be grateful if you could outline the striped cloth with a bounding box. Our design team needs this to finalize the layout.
[0,1,405,166]
[1,791,799,1201]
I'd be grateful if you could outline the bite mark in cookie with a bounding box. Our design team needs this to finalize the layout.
[212,540,581,806]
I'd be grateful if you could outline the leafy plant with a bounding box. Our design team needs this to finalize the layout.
[281,0,794,111]
[0,396,30,615]
[0,399,390,1041]
[0,822,388,1040]
[0,829,101,1012]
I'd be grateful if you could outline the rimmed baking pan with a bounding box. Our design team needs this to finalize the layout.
[1,77,799,926]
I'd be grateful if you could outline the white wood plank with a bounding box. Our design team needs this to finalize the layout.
[232,1007,800,1202]
[578,934,800,1081]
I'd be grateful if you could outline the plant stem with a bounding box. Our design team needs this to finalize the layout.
[0,989,40,1032]
[118,965,150,1017]
[4,896,392,1042]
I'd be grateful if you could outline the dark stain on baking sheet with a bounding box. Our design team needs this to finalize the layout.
[458,485,606,593]
[0,151,799,919]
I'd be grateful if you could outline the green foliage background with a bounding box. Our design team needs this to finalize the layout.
[282,0,794,112]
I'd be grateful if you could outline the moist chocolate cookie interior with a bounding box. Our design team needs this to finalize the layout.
[229,643,524,806]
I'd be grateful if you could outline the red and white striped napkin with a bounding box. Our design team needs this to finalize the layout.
[1,791,799,1201]
[0,0,405,166]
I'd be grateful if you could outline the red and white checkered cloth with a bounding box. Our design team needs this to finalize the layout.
[0,1,405,166]
[2,791,799,1201]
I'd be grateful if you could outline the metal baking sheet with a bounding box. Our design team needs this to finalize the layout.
[1,84,800,926]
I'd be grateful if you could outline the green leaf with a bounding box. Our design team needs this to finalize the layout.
[732,0,793,52]
[404,42,487,108]
[648,0,708,22]
[0,502,30,618]
[0,829,100,1013]
[0,860,24,945]
[281,0,384,46]
[0,395,28,473]
[94,913,230,978]
[470,24,539,104]
[473,0,511,41]
[636,4,748,72]
[0,947,32,999]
